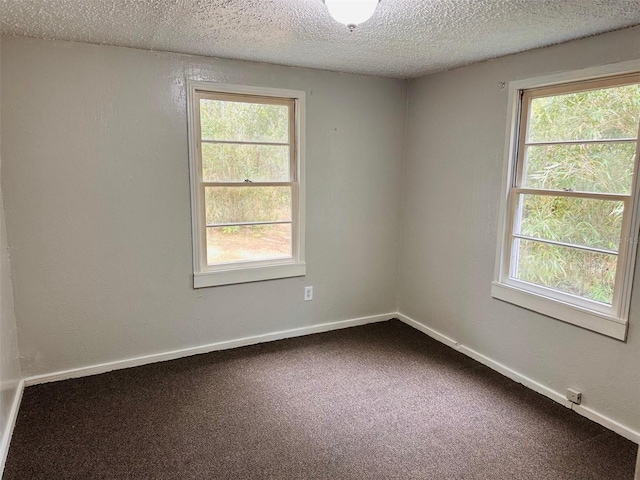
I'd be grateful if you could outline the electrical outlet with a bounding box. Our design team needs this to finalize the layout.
[567,388,582,405]
[304,286,313,301]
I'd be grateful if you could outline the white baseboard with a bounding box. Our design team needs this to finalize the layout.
[24,313,395,386]
[396,313,640,445]
[0,379,24,477]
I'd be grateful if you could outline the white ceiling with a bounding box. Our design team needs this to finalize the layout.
[1,0,639,79]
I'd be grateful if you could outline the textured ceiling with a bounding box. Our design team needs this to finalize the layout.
[1,0,639,78]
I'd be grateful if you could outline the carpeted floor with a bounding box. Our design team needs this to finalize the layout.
[4,319,638,479]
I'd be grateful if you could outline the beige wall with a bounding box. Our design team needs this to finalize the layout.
[0,34,23,471]
[399,26,640,434]
[0,36,407,377]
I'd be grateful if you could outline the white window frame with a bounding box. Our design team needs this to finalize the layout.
[492,61,640,341]
[187,81,306,288]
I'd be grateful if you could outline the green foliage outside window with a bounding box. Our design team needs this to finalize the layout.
[515,83,640,304]
[200,97,294,264]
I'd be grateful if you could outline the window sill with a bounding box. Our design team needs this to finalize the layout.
[491,282,628,341]
[194,262,306,288]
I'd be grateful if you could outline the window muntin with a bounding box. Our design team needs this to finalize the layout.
[495,72,640,335]
[188,84,305,287]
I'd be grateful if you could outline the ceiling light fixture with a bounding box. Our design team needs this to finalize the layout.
[323,0,381,31]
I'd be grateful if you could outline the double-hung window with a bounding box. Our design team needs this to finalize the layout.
[493,66,640,340]
[187,83,306,288]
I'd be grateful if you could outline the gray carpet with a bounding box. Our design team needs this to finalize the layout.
[4,319,638,479]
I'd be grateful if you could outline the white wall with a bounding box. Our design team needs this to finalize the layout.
[0,34,23,471]
[0,36,407,377]
[399,26,640,436]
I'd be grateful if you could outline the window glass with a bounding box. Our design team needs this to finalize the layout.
[516,194,623,251]
[527,84,640,142]
[206,224,292,266]
[200,99,289,143]
[513,239,616,305]
[522,143,636,194]
[204,186,292,225]
[202,143,290,183]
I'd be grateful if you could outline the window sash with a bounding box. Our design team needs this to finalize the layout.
[501,73,640,320]
[194,91,299,272]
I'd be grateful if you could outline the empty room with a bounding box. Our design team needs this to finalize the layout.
[0,1,639,478]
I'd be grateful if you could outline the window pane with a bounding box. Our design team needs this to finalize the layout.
[527,83,640,142]
[200,99,289,143]
[523,143,636,194]
[517,194,624,251]
[205,186,291,225]
[513,239,616,304]
[202,143,290,183]
[206,224,292,265]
